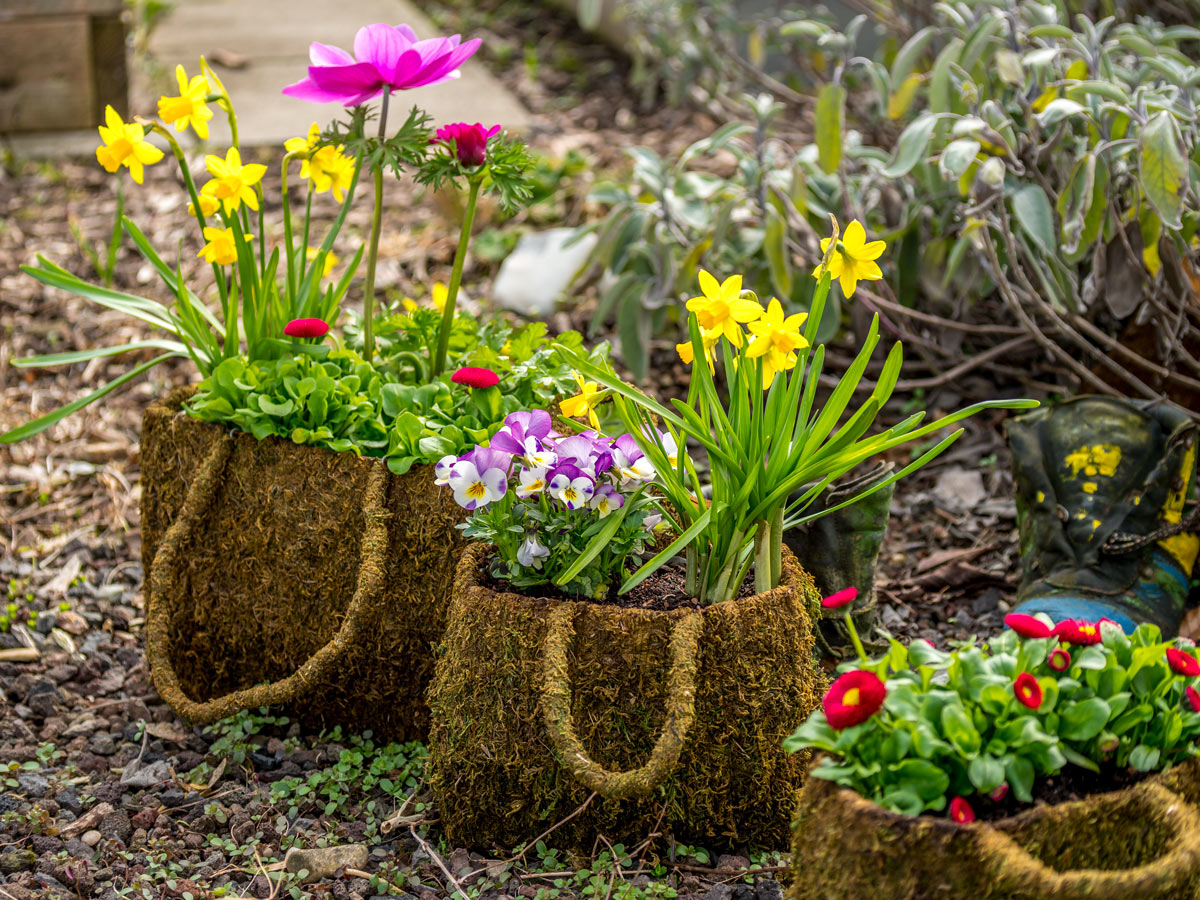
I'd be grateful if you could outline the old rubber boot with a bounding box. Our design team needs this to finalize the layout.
[784,463,895,657]
[1007,396,1199,635]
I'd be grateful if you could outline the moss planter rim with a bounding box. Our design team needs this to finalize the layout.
[804,750,1200,833]
[149,383,415,477]
[457,539,800,619]
[797,754,1200,899]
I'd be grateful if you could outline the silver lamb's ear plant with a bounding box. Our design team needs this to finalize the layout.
[562,217,1037,605]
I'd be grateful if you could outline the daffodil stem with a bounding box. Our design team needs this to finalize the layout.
[360,87,391,364]
[281,159,296,299]
[844,609,868,664]
[432,177,481,378]
[362,166,384,363]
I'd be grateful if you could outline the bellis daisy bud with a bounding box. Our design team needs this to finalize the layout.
[283,317,330,338]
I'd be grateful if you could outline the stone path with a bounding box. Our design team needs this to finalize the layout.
[7,0,529,156]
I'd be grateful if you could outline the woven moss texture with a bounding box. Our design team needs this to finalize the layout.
[788,758,1200,900]
[140,387,463,740]
[428,542,825,851]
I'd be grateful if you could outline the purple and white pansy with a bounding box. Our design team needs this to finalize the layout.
[447,447,511,510]
[548,464,595,510]
[437,409,668,591]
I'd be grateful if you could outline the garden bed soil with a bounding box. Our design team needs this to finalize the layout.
[968,763,1151,822]
[478,552,760,611]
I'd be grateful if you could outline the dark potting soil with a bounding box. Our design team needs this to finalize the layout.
[962,763,1151,823]
[480,553,758,611]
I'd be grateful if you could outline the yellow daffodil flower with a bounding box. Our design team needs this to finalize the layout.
[745,298,809,387]
[286,123,355,203]
[202,147,267,214]
[560,375,604,429]
[284,123,320,156]
[188,193,221,218]
[401,282,448,313]
[676,325,722,373]
[685,270,763,346]
[198,226,247,266]
[95,106,164,185]
[812,219,886,298]
[157,65,213,140]
[306,246,339,278]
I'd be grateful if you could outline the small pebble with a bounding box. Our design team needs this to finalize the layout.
[81,830,102,847]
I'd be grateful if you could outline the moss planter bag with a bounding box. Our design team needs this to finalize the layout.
[789,757,1200,900]
[428,542,824,851]
[141,387,463,739]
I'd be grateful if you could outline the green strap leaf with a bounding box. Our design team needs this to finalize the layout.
[1,353,184,444]
[553,501,632,586]
[620,508,712,594]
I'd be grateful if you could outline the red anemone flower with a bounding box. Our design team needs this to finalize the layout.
[433,122,501,167]
[823,670,886,731]
[284,317,330,338]
[1004,613,1053,639]
[451,366,500,389]
[822,587,858,610]
[950,797,975,824]
[1054,619,1102,646]
[1013,672,1043,710]
[1187,686,1200,713]
[1048,647,1071,672]
[1168,648,1200,677]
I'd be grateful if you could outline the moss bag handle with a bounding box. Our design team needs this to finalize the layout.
[978,781,1200,899]
[540,602,704,800]
[145,433,390,724]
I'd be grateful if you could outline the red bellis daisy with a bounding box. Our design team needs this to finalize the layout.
[822,587,858,609]
[451,366,499,389]
[1054,619,1102,646]
[1048,647,1071,672]
[284,317,330,338]
[1004,613,1053,639]
[1013,672,1043,710]
[1168,648,1200,677]
[823,670,886,730]
[949,797,975,824]
[1187,686,1200,713]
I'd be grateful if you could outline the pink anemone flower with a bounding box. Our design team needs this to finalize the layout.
[283,24,481,107]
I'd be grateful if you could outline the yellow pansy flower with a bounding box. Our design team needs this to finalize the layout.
[198,226,248,266]
[203,147,267,214]
[684,270,763,346]
[306,246,339,278]
[188,193,221,218]
[812,219,886,298]
[157,65,213,140]
[560,375,605,429]
[745,298,809,388]
[95,106,164,185]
